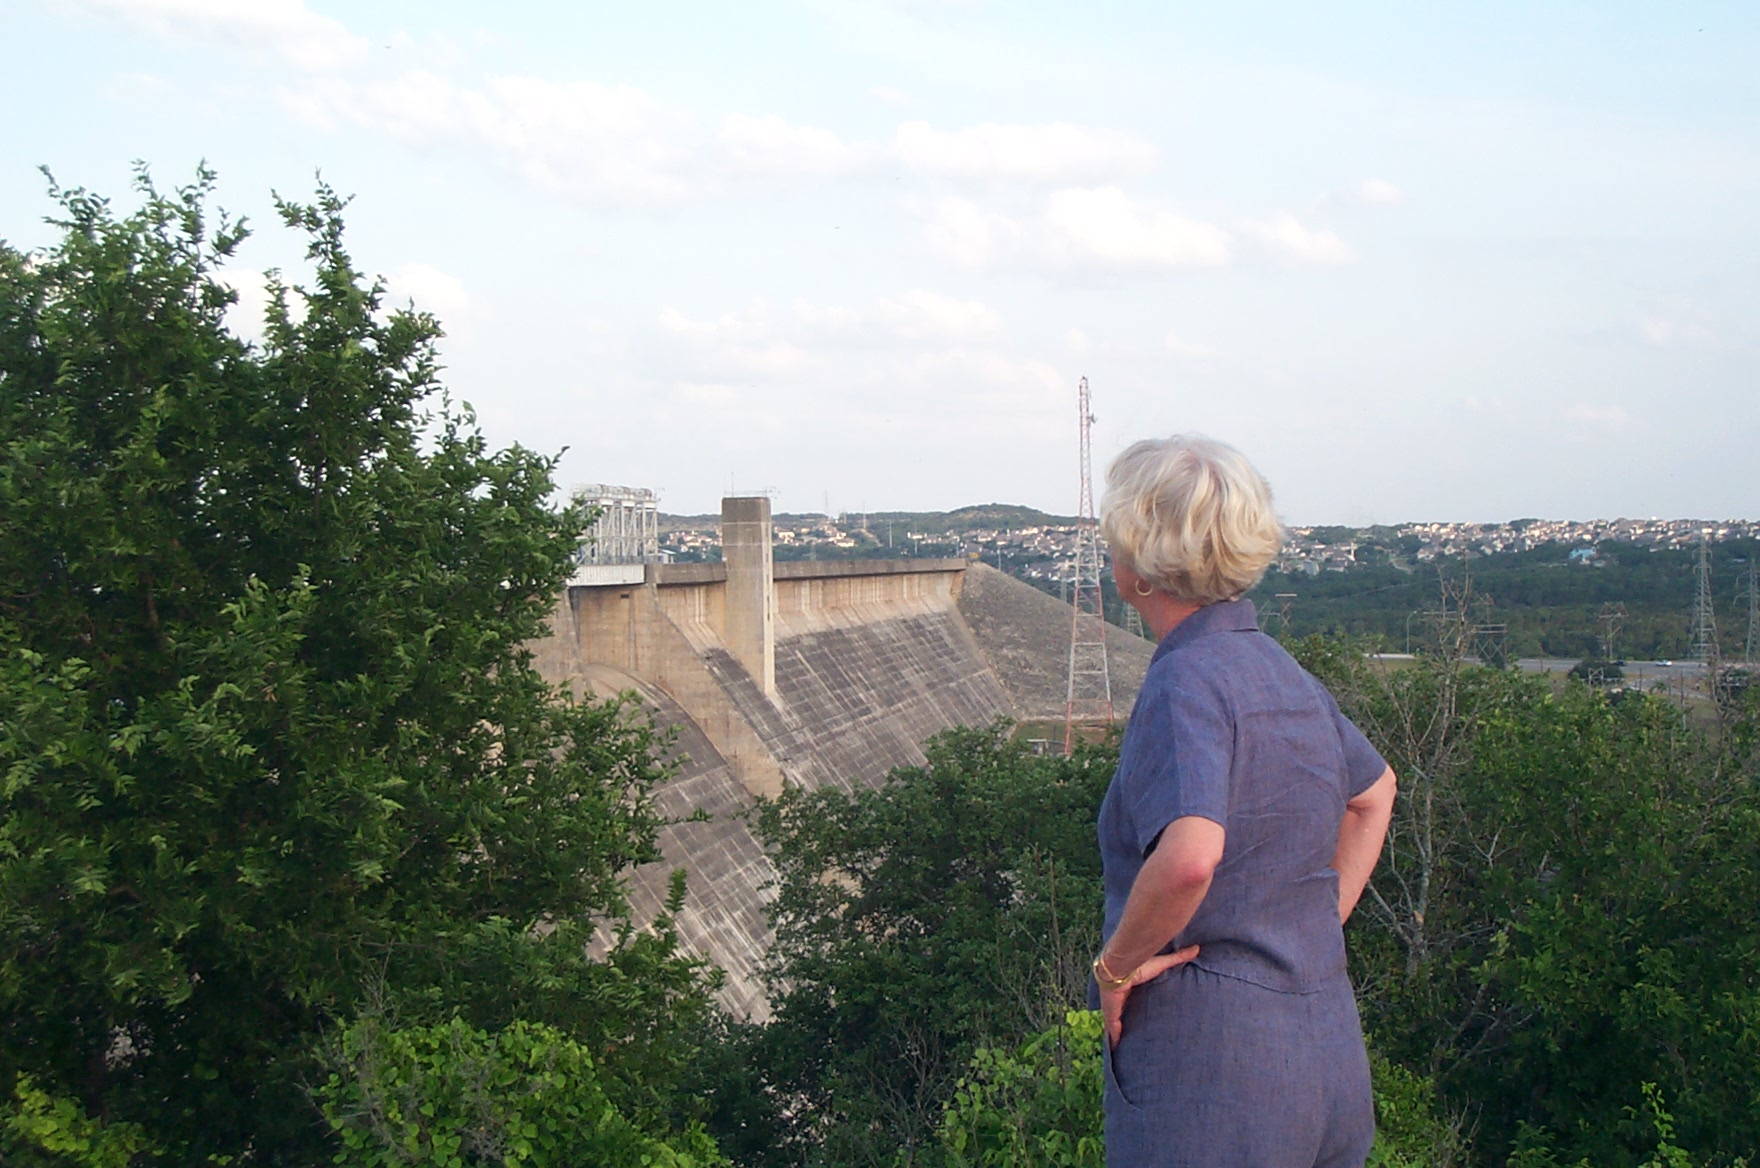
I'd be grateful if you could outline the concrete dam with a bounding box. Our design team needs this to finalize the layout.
[531,496,1154,1018]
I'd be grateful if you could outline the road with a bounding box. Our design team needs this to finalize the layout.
[1517,658,1708,688]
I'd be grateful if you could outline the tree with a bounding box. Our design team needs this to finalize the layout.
[0,168,710,1162]
[1303,619,1760,1166]
[743,725,1113,1167]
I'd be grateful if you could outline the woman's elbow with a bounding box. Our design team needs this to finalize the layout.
[1166,859,1220,890]
[1152,817,1226,889]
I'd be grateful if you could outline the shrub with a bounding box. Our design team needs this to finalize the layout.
[316,1017,728,1168]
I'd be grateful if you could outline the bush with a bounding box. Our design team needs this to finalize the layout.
[1566,659,1624,685]
[316,1017,728,1168]
[1,1076,152,1168]
[936,1010,1104,1168]
[934,1013,1464,1168]
[1366,1051,1469,1168]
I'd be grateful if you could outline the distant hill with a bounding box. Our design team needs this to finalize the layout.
[658,503,1077,535]
[863,504,1078,536]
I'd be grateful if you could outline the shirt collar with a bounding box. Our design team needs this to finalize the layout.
[1150,597,1260,664]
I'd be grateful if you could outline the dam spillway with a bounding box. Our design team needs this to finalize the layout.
[530,497,1154,1018]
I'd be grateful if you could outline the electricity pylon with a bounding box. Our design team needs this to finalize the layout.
[1744,561,1759,666]
[1692,532,1719,667]
[1064,376,1114,751]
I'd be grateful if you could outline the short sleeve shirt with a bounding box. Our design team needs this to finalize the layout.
[1097,599,1387,992]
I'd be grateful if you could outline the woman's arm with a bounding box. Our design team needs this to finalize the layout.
[1333,766,1396,924]
[1096,815,1225,1043]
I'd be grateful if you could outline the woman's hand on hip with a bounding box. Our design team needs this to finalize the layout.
[1100,945,1200,1046]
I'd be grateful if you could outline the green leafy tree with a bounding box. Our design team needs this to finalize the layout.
[745,725,1113,1167]
[1304,627,1760,1166]
[315,1017,727,1168]
[0,168,710,1162]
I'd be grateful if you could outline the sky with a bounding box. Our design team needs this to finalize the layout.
[3,1,1758,523]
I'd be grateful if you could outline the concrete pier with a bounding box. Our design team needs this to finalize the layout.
[720,496,776,699]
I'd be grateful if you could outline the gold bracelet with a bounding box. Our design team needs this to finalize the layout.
[1092,952,1133,990]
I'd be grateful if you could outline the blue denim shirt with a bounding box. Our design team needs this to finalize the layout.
[1098,599,1387,993]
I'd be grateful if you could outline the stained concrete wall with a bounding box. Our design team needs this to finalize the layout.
[532,552,1142,1019]
[956,562,1156,720]
[571,665,775,1020]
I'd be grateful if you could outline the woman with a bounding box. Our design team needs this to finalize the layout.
[1091,435,1397,1168]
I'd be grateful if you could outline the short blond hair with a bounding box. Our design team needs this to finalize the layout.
[1100,435,1282,605]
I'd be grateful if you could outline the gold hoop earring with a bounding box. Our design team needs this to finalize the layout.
[1134,580,1154,597]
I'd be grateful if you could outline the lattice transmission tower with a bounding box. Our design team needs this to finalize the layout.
[1598,602,1626,663]
[1692,532,1720,668]
[1745,561,1760,666]
[1064,376,1114,751]
[1124,605,1148,640]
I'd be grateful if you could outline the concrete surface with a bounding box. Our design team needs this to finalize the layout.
[531,540,1153,1018]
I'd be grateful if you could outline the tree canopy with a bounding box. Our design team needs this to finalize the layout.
[0,168,710,1163]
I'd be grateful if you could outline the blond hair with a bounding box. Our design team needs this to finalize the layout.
[1100,435,1282,605]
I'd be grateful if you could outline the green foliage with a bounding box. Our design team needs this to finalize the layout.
[0,169,712,1161]
[727,632,1758,1168]
[1,1076,152,1168]
[1365,1051,1469,1168]
[1504,1083,1750,1168]
[315,1017,727,1168]
[1251,540,1760,659]
[1303,636,1760,1167]
[1566,658,1624,684]
[935,1011,1104,1168]
[742,724,1113,1166]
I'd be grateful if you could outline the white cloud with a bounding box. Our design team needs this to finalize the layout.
[1635,316,1712,346]
[839,290,1002,341]
[1165,334,1215,358]
[718,114,863,177]
[663,291,1001,353]
[75,0,368,71]
[88,0,1164,211]
[1044,187,1232,270]
[383,262,469,322]
[916,188,1232,273]
[1240,213,1354,265]
[282,68,876,206]
[215,270,312,344]
[648,292,1040,415]
[284,70,705,206]
[216,270,275,344]
[916,197,1012,267]
[1353,178,1405,206]
[892,120,1157,182]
